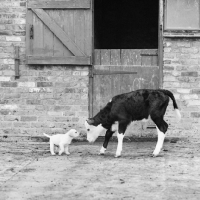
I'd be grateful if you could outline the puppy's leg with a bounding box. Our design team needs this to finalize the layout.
[64,145,70,155]
[50,141,56,155]
[58,143,65,155]
[54,145,59,153]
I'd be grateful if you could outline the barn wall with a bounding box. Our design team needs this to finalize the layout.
[0,0,89,141]
[163,38,200,138]
[1,0,200,140]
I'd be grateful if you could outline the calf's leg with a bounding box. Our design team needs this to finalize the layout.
[100,129,114,155]
[115,120,129,157]
[152,118,168,157]
[115,132,124,157]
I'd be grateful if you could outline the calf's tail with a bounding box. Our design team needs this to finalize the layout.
[161,89,181,121]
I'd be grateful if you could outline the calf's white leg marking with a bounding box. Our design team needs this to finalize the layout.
[153,126,165,157]
[115,133,124,158]
[99,146,106,155]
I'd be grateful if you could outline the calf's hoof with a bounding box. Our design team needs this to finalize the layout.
[115,153,121,158]
[152,151,159,157]
[99,147,106,155]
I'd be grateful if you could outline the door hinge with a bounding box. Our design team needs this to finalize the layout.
[30,25,34,39]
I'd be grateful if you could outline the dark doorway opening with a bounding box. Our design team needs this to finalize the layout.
[94,0,159,49]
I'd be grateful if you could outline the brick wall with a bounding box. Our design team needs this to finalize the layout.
[0,0,89,140]
[1,0,200,140]
[163,38,200,138]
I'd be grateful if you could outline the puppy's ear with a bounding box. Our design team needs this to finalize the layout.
[87,118,94,125]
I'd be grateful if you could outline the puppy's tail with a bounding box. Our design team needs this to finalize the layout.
[43,133,51,138]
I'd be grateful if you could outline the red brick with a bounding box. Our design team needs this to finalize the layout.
[191,112,200,118]
[21,116,37,121]
[37,82,53,87]
[1,82,17,87]
[181,72,198,77]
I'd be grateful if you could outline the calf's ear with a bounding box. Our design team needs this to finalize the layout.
[87,118,94,125]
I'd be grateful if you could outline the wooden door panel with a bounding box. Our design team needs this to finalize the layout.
[47,10,68,57]
[26,0,92,65]
[92,49,159,116]
[121,49,141,65]
[93,65,159,115]
[32,11,44,56]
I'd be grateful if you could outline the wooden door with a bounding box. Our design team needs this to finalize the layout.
[26,0,92,65]
[90,0,164,119]
[91,49,159,116]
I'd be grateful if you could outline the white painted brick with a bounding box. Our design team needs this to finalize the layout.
[3,59,14,64]
[172,71,180,76]
[163,82,181,88]
[177,42,191,47]
[177,89,191,94]
[0,105,18,110]
[72,71,81,76]
[182,47,199,54]
[18,82,35,87]
[29,88,52,93]
[0,53,12,58]
[164,76,177,81]
[0,25,5,30]
[164,48,171,53]
[0,77,11,82]
[47,112,63,116]
[6,36,21,42]
[174,94,181,100]
[187,100,200,106]
[182,94,198,100]
[0,36,6,41]
[1,2,20,7]
[81,71,89,76]
[165,42,172,47]
[29,88,41,93]
[3,70,15,76]
[13,19,26,25]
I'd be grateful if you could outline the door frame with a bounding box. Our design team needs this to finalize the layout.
[89,0,164,117]
[89,0,94,117]
[158,0,164,89]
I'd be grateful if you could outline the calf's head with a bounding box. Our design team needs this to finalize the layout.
[85,119,106,143]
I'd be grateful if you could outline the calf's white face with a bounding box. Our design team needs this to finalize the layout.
[85,120,106,143]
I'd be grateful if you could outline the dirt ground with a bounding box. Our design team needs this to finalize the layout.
[0,138,200,200]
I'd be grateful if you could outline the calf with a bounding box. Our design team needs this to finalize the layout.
[85,89,181,157]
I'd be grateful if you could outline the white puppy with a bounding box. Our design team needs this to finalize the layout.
[43,129,79,156]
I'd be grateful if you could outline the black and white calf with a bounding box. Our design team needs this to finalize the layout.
[85,89,181,157]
